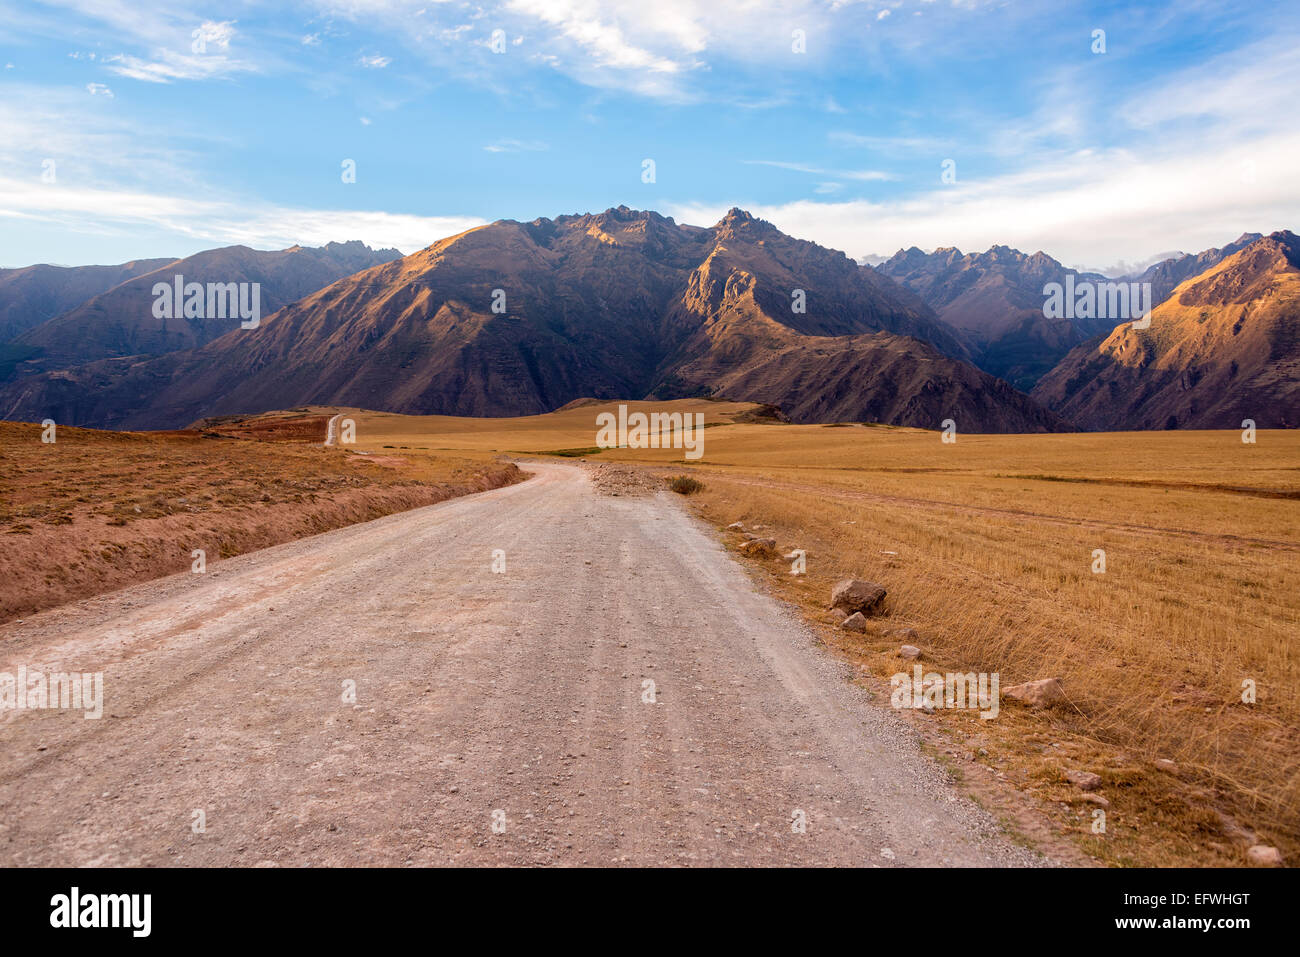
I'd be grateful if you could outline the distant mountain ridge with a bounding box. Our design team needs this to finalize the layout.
[5,240,401,378]
[0,258,176,343]
[1128,233,1264,305]
[3,217,1292,434]
[1033,231,1300,430]
[876,244,1114,390]
[0,207,1063,433]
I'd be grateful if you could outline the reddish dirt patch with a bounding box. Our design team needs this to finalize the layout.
[0,420,522,622]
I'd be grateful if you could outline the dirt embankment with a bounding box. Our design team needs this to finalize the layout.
[0,420,524,622]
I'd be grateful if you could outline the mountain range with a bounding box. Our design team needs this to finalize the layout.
[1033,230,1300,430]
[1127,233,1264,305]
[0,210,1295,433]
[0,258,176,345]
[0,209,1060,433]
[4,240,400,378]
[876,245,1113,391]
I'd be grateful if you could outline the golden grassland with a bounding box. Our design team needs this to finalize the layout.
[0,415,520,621]
[342,400,1299,867]
[4,399,1294,865]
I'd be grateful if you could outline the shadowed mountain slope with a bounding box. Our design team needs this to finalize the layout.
[0,208,1063,433]
[7,241,401,378]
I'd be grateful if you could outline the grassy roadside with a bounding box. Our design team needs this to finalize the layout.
[0,418,523,622]
[669,443,1298,868]
[16,399,1289,867]
[324,399,1297,867]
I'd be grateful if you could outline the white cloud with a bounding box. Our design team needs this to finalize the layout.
[665,32,1300,267]
[103,19,256,86]
[744,160,893,182]
[69,19,257,84]
[359,54,392,68]
[508,0,682,72]
[0,87,206,189]
[1123,38,1300,133]
[0,174,484,255]
[106,51,251,83]
[85,82,113,97]
[828,131,952,152]
[668,129,1300,268]
[291,0,973,101]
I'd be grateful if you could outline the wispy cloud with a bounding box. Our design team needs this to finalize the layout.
[744,160,894,182]
[0,174,484,257]
[100,21,254,83]
[483,139,548,153]
[828,131,952,153]
[0,86,236,194]
[3,0,1297,271]
[670,129,1300,269]
[105,51,256,83]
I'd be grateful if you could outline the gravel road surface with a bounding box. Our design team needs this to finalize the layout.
[0,463,1044,866]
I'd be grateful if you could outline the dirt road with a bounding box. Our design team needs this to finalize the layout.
[0,463,1043,866]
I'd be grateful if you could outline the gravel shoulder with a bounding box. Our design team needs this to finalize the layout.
[0,462,1046,866]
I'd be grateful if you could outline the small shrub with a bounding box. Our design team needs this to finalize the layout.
[534,447,603,457]
[669,475,704,495]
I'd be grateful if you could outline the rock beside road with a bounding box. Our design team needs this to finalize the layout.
[739,538,776,557]
[1215,810,1258,847]
[1003,677,1066,709]
[1065,770,1103,792]
[830,579,887,616]
[1246,845,1283,867]
[841,612,867,632]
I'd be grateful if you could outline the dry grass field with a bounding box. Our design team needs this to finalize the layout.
[340,400,1299,867]
[4,399,1294,866]
[0,412,520,621]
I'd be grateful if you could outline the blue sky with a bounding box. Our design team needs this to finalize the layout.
[2,0,1298,271]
